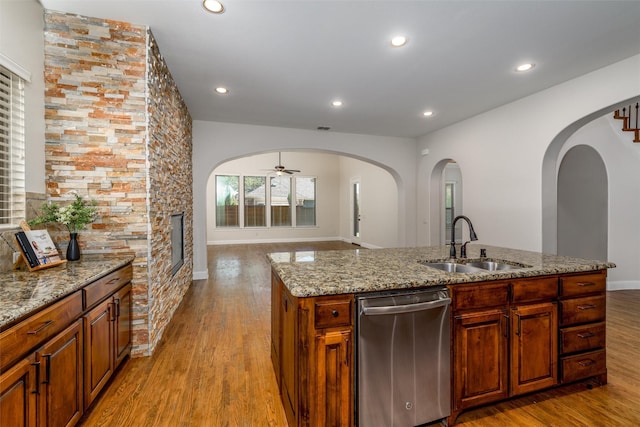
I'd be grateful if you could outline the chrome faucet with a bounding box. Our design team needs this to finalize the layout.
[450,215,478,259]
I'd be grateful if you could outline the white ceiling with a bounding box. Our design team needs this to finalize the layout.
[38,0,640,139]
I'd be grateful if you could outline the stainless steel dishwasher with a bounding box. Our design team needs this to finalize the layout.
[356,287,451,427]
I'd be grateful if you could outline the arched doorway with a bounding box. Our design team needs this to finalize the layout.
[430,159,462,245]
[557,145,608,261]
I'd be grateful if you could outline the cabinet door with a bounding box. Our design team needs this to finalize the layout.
[510,302,558,396]
[315,331,352,427]
[280,290,297,426]
[271,271,282,388]
[453,309,508,410]
[113,284,132,367]
[0,355,37,427]
[38,319,83,427]
[83,298,114,410]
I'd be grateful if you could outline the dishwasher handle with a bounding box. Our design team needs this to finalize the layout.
[361,297,451,316]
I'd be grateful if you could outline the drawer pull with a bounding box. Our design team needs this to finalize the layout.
[27,320,53,335]
[106,277,121,285]
[578,359,596,367]
[577,304,596,310]
[331,309,339,318]
[577,332,595,339]
[577,281,596,287]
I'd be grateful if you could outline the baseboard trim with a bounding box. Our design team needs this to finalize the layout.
[208,237,346,245]
[193,270,209,280]
[607,280,640,291]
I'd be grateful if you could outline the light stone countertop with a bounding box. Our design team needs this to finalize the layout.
[267,245,616,298]
[0,255,134,329]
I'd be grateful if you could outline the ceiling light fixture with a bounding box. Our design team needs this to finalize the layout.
[423,111,434,117]
[515,63,535,72]
[203,0,225,14]
[391,36,407,47]
[215,87,228,94]
[331,100,343,107]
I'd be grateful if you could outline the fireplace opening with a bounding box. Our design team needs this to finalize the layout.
[171,213,184,275]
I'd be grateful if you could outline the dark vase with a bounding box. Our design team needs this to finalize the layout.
[66,232,80,261]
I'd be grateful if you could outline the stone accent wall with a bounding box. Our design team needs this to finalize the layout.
[43,11,193,357]
[146,33,193,350]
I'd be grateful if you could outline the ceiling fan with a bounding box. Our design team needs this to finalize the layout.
[268,152,300,175]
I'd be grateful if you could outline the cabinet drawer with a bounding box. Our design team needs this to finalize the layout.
[451,282,509,311]
[560,349,606,383]
[83,264,133,309]
[560,295,606,326]
[0,291,82,370]
[560,322,606,354]
[559,271,606,297]
[511,276,558,303]
[314,299,352,329]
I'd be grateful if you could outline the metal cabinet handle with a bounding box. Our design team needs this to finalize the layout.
[43,354,51,384]
[578,359,596,367]
[331,309,339,317]
[32,362,40,394]
[577,281,596,287]
[106,277,121,285]
[577,332,595,339]
[344,337,350,366]
[578,304,596,310]
[27,320,53,335]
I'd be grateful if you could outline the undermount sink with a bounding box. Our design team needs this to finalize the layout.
[420,262,484,273]
[420,259,530,273]
[463,261,524,271]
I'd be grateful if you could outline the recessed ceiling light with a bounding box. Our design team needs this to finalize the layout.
[515,63,535,72]
[391,36,407,47]
[215,87,228,94]
[423,111,434,117]
[331,100,343,107]
[203,0,225,14]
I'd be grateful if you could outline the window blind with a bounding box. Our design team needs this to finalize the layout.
[0,66,26,226]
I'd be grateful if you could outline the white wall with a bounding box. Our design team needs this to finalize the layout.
[207,152,341,243]
[559,115,640,289]
[417,55,640,289]
[0,0,46,194]
[338,156,398,248]
[192,121,417,279]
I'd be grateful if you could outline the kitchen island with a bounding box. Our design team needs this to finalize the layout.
[268,245,615,426]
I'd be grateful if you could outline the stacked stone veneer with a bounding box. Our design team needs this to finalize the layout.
[43,11,193,356]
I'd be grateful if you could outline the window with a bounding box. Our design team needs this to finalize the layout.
[0,65,25,226]
[214,174,316,228]
[270,176,291,226]
[215,175,239,227]
[295,177,316,226]
[244,176,266,227]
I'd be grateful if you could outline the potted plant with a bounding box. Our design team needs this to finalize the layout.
[29,193,99,261]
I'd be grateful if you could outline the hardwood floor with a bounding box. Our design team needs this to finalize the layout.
[79,242,640,426]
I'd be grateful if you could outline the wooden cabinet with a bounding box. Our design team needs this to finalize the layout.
[37,319,84,427]
[450,277,558,424]
[0,318,83,427]
[271,269,353,427]
[83,282,132,409]
[558,271,607,385]
[0,263,133,427]
[453,308,508,411]
[509,302,557,395]
[0,355,37,427]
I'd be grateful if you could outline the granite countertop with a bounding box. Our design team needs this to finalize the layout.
[267,245,616,297]
[0,255,134,329]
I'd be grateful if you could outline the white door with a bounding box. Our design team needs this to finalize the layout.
[350,178,361,245]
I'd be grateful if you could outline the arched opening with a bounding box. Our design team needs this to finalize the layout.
[204,151,399,249]
[430,159,462,246]
[557,145,608,261]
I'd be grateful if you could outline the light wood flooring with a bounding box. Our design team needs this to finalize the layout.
[79,242,640,426]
